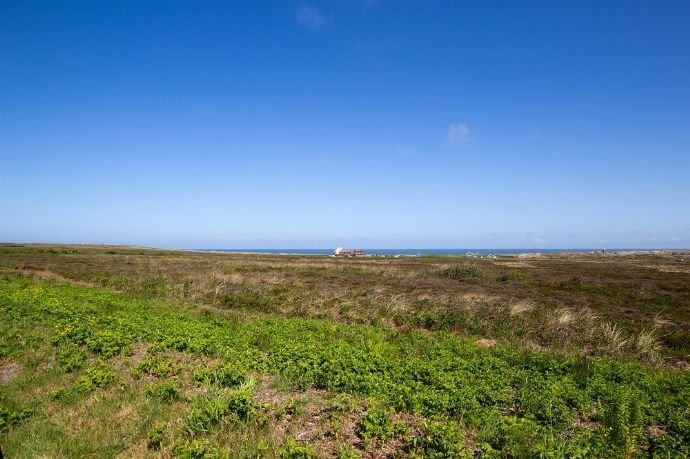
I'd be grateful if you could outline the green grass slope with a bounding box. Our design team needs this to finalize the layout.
[1,273,689,457]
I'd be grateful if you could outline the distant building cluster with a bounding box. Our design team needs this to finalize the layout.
[465,251,497,259]
[333,247,366,257]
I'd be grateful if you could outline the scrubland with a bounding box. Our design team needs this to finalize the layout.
[1,244,689,457]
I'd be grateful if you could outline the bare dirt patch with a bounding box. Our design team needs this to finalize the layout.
[0,359,22,384]
[475,338,497,348]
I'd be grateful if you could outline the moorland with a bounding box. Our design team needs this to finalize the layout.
[1,244,689,457]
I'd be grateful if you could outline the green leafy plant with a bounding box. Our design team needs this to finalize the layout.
[337,447,360,459]
[133,354,176,379]
[279,440,316,459]
[356,405,404,444]
[194,362,245,388]
[183,390,256,437]
[145,379,182,401]
[406,421,469,458]
[2,270,690,457]
[433,264,485,280]
[77,360,114,390]
[0,405,33,432]
[175,439,225,458]
[85,329,130,357]
[602,386,645,458]
[55,342,86,372]
[147,424,165,450]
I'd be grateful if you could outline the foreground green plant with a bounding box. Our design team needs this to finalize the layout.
[406,421,469,458]
[0,405,33,433]
[432,263,485,280]
[145,379,182,401]
[1,274,689,457]
[194,362,245,388]
[147,424,166,450]
[133,353,177,379]
[279,440,316,459]
[183,389,257,437]
[356,405,404,445]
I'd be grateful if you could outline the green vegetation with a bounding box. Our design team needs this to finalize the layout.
[356,405,404,445]
[194,362,246,388]
[133,354,178,379]
[406,421,468,458]
[496,270,529,283]
[147,423,166,449]
[55,341,86,372]
[279,440,317,459]
[432,263,486,280]
[1,245,689,457]
[0,406,33,433]
[145,379,182,401]
[183,389,257,436]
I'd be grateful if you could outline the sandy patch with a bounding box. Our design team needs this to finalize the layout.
[0,360,22,384]
[475,338,497,348]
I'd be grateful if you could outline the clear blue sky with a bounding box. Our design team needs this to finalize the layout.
[1,1,689,249]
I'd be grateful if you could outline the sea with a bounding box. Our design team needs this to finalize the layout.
[194,248,616,256]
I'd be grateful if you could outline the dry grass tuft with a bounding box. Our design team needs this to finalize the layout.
[636,327,662,361]
[601,322,628,354]
[557,309,575,326]
[0,360,23,384]
[509,300,534,316]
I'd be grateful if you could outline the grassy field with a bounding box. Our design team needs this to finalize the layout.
[1,244,689,457]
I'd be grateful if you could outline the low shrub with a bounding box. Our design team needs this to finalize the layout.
[53,361,115,401]
[175,439,226,459]
[3,276,690,457]
[356,405,404,444]
[133,354,176,379]
[219,289,274,313]
[499,416,544,457]
[226,390,256,421]
[279,440,316,459]
[56,342,86,372]
[77,361,114,390]
[85,329,130,357]
[147,424,165,450]
[516,375,582,428]
[327,394,357,418]
[183,390,257,437]
[145,379,182,401]
[433,264,485,280]
[276,397,307,419]
[496,270,529,283]
[337,447,360,459]
[0,405,33,432]
[406,421,469,458]
[194,362,245,388]
[601,386,645,458]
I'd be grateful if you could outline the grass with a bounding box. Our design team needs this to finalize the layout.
[0,244,689,457]
[432,263,486,280]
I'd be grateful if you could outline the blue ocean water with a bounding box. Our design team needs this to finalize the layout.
[195,248,615,256]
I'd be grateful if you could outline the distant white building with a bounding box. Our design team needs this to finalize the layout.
[333,247,366,257]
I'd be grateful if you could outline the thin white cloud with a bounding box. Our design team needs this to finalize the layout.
[296,4,329,29]
[447,122,471,145]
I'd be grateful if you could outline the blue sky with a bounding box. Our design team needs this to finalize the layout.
[1,0,689,249]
